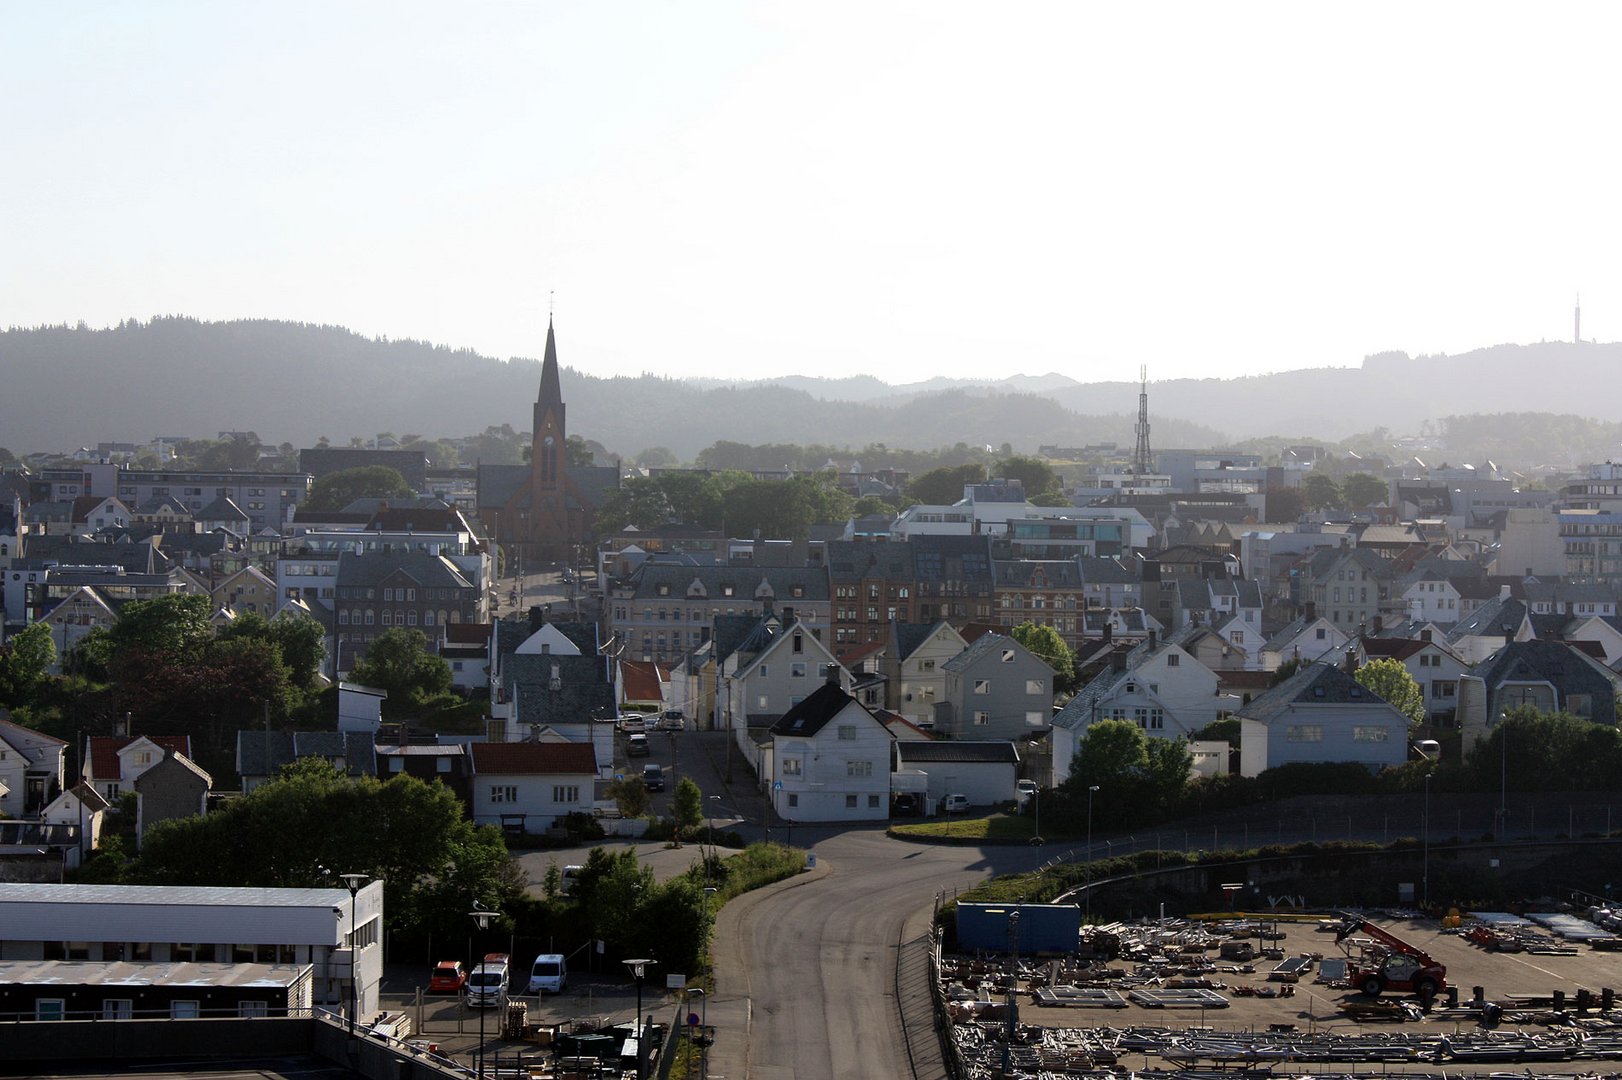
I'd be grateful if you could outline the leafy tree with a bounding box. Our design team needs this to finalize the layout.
[567,435,606,467]
[607,776,652,819]
[1302,473,1343,511]
[722,473,852,540]
[1353,657,1424,726]
[0,623,57,707]
[348,628,452,711]
[1055,720,1191,830]
[127,760,521,937]
[1342,473,1388,507]
[306,465,413,511]
[908,464,984,505]
[1191,716,1242,747]
[105,594,214,662]
[1466,707,1622,792]
[635,447,677,468]
[995,455,1062,498]
[219,612,327,689]
[671,777,703,836]
[850,495,898,518]
[1009,622,1077,694]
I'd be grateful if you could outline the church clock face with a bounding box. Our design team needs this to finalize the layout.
[543,436,555,447]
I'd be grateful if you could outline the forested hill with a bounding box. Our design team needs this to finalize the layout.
[0,318,1226,457]
[3,317,1619,458]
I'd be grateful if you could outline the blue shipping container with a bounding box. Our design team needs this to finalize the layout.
[955,902,1081,954]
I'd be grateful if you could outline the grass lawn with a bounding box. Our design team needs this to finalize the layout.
[890,812,1064,842]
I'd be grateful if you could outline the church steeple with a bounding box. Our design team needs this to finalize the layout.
[537,316,564,423]
[532,317,565,486]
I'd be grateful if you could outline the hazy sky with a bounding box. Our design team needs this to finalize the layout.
[5,3,1620,384]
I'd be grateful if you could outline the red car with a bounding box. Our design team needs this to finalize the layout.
[429,960,466,993]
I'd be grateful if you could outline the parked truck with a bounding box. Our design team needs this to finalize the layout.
[1334,914,1447,1001]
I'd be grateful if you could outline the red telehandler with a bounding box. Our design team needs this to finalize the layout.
[1334,913,1448,1001]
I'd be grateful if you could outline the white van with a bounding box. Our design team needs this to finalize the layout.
[465,952,510,1008]
[526,953,568,994]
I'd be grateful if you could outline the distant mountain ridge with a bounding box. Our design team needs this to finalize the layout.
[0,318,1617,460]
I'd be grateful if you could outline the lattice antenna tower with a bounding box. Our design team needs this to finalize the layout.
[1132,365,1153,475]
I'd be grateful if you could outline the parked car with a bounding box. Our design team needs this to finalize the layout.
[560,864,584,895]
[626,733,650,757]
[465,953,511,1008]
[942,793,970,814]
[619,714,647,733]
[642,763,665,791]
[428,960,465,993]
[660,710,684,731]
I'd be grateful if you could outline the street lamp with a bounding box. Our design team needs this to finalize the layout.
[468,903,500,1080]
[1086,785,1100,922]
[624,957,657,1080]
[688,986,708,1077]
[339,872,367,1040]
[1423,770,1433,909]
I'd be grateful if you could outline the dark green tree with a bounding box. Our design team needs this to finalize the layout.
[0,623,56,708]
[1342,473,1389,507]
[671,777,704,836]
[128,760,521,937]
[907,464,985,505]
[995,455,1062,497]
[1009,622,1077,694]
[347,629,452,711]
[218,611,327,690]
[1302,473,1343,511]
[306,466,413,511]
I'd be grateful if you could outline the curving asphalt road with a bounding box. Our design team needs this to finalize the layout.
[706,827,1051,1080]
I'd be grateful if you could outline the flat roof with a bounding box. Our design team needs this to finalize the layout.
[0,960,312,990]
[0,882,358,908]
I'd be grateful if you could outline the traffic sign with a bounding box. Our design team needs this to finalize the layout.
[772,781,783,791]
[688,1013,700,1028]
[614,774,623,781]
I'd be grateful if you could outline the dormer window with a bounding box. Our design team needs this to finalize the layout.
[1001,649,1015,662]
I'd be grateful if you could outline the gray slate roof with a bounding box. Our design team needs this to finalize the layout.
[337,550,476,591]
[1235,662,1398,724]
[895,740,1019,764]
[235,731,378,779]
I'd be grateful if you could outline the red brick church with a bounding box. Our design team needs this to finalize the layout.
[476,320,619,567]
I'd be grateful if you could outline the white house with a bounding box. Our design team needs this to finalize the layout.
[336,682,387,734]
[83,735,192,803]
[769,683,894,823]
[468,742,597,833]
[1050,642,1221,785]
[0,717,66,818]
[1236,663,1410,777]
[1260,615,1351,671]
[1360,634,1470,720]
[36,782,108,869]
[1401,574,1464,626]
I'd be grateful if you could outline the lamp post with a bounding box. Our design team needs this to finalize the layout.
[624,957,657,1080]
[688,986,708,1077]
[1086,785,1100,922]
[468,903,500,1080]
[339,872,367,1040]
[1423,770,1432,909]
